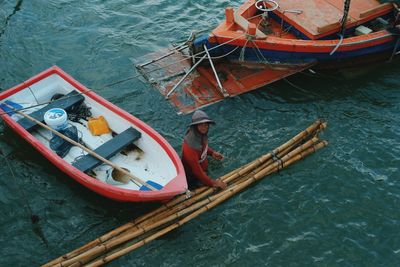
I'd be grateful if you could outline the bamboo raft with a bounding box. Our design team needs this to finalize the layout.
[43,119,328,266]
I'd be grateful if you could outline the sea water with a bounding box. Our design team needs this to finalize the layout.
[0,1,399,266]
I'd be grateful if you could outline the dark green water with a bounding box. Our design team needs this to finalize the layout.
[0,1,399,266]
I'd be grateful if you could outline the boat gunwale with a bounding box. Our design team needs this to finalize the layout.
[210,29,395,52]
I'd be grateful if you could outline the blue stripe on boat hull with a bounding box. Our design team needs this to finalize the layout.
[203,39,398,68]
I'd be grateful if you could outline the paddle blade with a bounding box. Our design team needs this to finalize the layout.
[140,180,163,191]
[0,100,23,115]
[111,168,131,184]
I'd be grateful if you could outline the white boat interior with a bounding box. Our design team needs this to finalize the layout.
[1,73,177,191]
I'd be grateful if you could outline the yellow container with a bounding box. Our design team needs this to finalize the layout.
[88,116,111,136]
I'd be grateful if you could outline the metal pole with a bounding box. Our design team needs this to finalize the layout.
[203,45,229,97]
[137,45,189,68]
[165,54,207,99]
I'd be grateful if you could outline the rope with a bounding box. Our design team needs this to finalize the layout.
[0,90,92,116]
[271,151,284,171]
[192,45,240,60]
[389,34,400,62]
[340,0,351,36]
[28,86,40,104]
[251,39,269,63]
[283,77,325,119]
[239,38,251,62]
[330,34,344,55]
[147,33,247,69]
[100,33,248,89]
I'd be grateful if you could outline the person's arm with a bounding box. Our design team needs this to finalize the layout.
[183,142,226,189]
[183,144,215,187]
[207,146,224,160]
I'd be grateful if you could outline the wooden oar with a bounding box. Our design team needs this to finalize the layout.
[0,91,92,116]
[3,103,156,191]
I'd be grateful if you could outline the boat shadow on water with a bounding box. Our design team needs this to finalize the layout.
[246,59,400,105]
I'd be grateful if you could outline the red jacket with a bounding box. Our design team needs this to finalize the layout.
[181,140,215,186]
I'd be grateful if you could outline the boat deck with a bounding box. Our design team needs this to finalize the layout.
[267,0,393,39]
[136,47,313,114]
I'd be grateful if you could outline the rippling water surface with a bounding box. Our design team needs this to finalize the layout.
[0,1,399,266]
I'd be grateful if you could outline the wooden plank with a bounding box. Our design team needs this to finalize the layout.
[273,0,345,39]
[18,90,84,132]
[72,127,141,173]
[233,12,267,38]
[359,3,392,19]
[273,0,392,39]
[325,0,392,20]
[137,45,315,113]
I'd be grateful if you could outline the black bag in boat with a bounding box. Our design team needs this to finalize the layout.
[49,125,79,158]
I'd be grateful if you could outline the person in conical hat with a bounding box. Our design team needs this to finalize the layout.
[181,110,227,190]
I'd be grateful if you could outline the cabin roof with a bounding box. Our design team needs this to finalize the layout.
[271,0,393,39]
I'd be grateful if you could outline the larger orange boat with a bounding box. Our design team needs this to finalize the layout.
[137,0,400,113]
[194,0,400,68]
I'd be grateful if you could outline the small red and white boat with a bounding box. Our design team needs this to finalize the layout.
[0,66,187,202]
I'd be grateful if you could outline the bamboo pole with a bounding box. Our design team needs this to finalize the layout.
[110,140,328,262]
[228,138,322,194]
[4,103,157,191]
[127,125,326,229]
[132,161,252,224]
[47,155,268,266]
[147,121,326,220]
[46,120,326,266]
[58,186,238,267]
[114,149,295,246]
[56,136,325,267]
[140,134,318,227]
[63,182,246,266]
[84,141,328,266]
[43,163,254,267]
[45,119,326,267]
[53,175,254,266]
